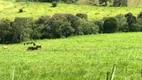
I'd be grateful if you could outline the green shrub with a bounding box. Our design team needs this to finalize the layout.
[41,24,51,39]
[76,13,88,20]
[113,0,128,7]
[0,17,34,43]
[125,12,136,27]
[36,16,50,24]
[30,24,44,39]
[65,14,79,23]
[11,17,33,43]
[103,17,118,33]
[52,1,57,7]
[137,18,142,30]
[119,23,129,32]
[31,16,50,39]
[62,0,78,3]
[51,14,80,35]
[65,14,79,34]
[0,19,12,43]
[94,20,104,33]
[78,19,99,35]
[58,22,75,37]
[39,0,53,2]
[115,14,128,32]
[42,14,78,38]
[99,0,108,6]
[129,24,141,32]
[19,8,23,13]
[42,19,73,38]
[138,12,142,19]
[51,13,67,21]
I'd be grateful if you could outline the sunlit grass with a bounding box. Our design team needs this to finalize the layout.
[0,0,142,21]
[0,32,142,80]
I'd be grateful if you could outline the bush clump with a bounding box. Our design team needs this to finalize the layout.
[42,20,74,38]
[52,1,57,7]
[76,13,88,20]
[115,14,128,32]
[125,12,136,27]
[64,14,79,34]
[103,17,118,33]
[0,19,12,44]
[3,12,142,44]
[94,20,104,33]
[41,14,76,38]
[11,17,33,43]
[63,0,78,4]
[138,12,142,19]
[31,16,50,39]
[129,24,141,32]
[77,19,99,35]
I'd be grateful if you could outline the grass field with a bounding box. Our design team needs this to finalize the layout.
[0,0,142,20]
[1,0,142,80]
[0,32,142,80]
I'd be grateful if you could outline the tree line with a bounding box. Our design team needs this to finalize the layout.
[0,12,142,44]
[89,0,127,7]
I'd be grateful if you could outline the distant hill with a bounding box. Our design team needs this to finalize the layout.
[77,0,142,7]
[0,0,142,20]
[128,0,142,7]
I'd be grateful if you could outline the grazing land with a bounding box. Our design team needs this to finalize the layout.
[1,0,142,80]
[0,32,142,80]
[0,0,142,20]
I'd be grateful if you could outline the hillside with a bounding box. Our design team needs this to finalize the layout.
[129,0,142,7]
[0,0,142,20]
[77,0,142,7]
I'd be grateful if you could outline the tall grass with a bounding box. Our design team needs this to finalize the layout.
[0,32,142,80]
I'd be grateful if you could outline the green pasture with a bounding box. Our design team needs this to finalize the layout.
[0,32,142,80]
[0,0,142,20]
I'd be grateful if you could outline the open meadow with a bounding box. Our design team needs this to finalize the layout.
[0,0,142,80]
[0,0,142,20]
[0,32,142,80]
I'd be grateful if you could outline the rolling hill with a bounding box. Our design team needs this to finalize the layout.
[77,0,142,7]
[0,0,142,21]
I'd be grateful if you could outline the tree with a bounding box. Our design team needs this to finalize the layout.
[138,12,142,19]
[99,0,108,6]
[0,19,12,43]
[103,17,118,33]
[125,12,136,27]
[11,17,33,43]
[113,0,127,7]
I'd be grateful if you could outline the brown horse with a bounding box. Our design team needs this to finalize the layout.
[24,42,36,46]
[27,46,38,51]
[36,45,42,49]
[27,45,42,51]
